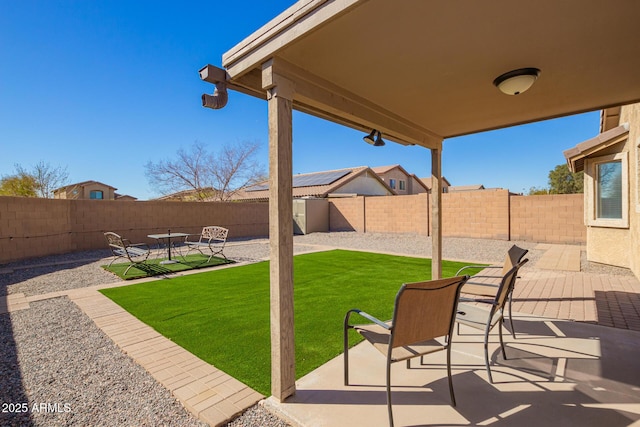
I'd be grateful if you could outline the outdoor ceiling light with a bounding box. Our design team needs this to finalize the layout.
[363,129,385,146]
[493,68,541,95]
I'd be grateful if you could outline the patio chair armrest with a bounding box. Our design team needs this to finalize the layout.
[455,264,500,275]
[345,309,391,330]
[459,297,493,305]
[464,280,499,288]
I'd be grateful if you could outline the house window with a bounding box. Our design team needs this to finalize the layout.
[389,179,396,189]
[90,190,104,200]
[586,152,628,228]
[596,161,622,219]
[399,180,406,191]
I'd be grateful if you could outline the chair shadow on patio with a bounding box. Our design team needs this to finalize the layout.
[268,314,640,427]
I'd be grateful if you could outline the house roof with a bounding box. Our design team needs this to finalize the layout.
[211,1,640,148]
[153,187,216,201]
[564,123,630,173]
[53,180,117,193]
[371,165,403,175]
[230,166,393,201]
[114,193,138,201]
[420,176,452,190]
[448,184,486,192]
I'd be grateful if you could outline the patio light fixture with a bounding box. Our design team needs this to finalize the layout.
[493,67,541,95]
[363,129,385,146]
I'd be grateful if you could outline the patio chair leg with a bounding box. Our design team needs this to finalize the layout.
[447,343,456,406]
[498,320,507,360]
[386,359,394,427]
[343,323,350,385]
[484,327,493,384]
[508,295,516,339]
[123,264,133,275]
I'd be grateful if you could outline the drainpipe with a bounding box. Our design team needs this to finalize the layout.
[201,82,228,109]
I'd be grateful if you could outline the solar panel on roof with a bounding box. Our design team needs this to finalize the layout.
[245,169,351,192]
[293,169,351,187]
[246,183,269,192]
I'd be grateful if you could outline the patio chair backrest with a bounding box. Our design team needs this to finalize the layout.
[501,245,528,276]
[201,226,228,243]
[105,232,126,250]
[494,258,529,315]
[390,275,468,349]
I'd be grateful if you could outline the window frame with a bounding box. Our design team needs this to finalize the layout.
[585,151,628,228]
[399,180,406,191]
[90,190,104,200]
[389,178,396,189]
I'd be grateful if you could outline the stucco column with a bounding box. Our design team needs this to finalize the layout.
[263,61,296,401]
[431,144,443,279]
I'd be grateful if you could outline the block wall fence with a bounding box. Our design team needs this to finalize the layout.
[326,190,585,243]
[0,197,269,264]
[0,191,585,264]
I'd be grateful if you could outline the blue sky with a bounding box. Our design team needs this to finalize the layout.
[1,1,601,200]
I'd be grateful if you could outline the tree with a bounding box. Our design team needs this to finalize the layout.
[16,162,69,198]
[145,141,265,201]
[548,164,583,194]
[527,186,549,195]
[0,173,38,197]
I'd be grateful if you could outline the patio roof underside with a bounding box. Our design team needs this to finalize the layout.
[221,0,640,147]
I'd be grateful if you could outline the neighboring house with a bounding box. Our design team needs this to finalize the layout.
[53,181,136,200]
[419,176,453,193]
[114,193,138,201]
[564,103,639,278]
[153,187,217,202]
[230,166,393,201]
[448,184,485,192]
[372,165,429,195]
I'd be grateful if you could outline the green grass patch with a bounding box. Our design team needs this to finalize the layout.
[100,249,484,395]
[101,254,233,279]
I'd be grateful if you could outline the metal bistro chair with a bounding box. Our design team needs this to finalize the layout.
[344,275,469,427]
[456,258,528,383]
[104,232,151,275]
[456,245,529,338]
[183,226,228,262]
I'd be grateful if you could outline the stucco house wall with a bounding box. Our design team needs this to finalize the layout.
[54,181,116,200]
[568,103,640,277]
[330,172,391,196]
[628,105,640,278]
[377,168,410,194]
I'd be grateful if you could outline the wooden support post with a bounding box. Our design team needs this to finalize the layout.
[431,144,443,279]
[263,61,296,401]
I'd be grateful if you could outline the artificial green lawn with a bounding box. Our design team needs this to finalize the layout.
[100,249,484,395]
[101,254,233,280]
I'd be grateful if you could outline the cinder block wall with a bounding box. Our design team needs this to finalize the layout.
[510,193,585,243]
[0,198,269,264]
[329,197,365,232]
[328,191,585,243]
[442,190,510,239]
[0,191,586,264]
[364,194,429,235]
[0,197,73,263]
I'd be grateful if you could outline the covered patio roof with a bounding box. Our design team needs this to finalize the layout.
[201,0,640,401]
[215,0,640,147]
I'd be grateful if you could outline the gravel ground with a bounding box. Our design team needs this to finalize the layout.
[0,232,634,427]
[0,297,209,427]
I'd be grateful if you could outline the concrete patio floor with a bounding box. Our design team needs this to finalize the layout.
[264,312,640,427]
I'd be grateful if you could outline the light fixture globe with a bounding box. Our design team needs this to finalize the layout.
[493,68,540,95]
